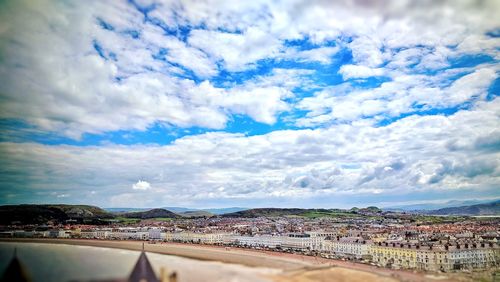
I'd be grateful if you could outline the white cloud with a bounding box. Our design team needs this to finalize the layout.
[349,36,384,67]
[188,27,282,71]
[141,23,218,78]
[132,180,151,190]
[0,0,499,207]
[1,98,499,207]
[444,68,497,105]
[280,46,340,64]
[0,1,297,138]
[339,65,384,79]
[297,65,498,126]
[0,0,499,138]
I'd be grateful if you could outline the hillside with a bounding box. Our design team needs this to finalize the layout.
[222,208,306,217]
[385,199,497,211]
[221,208,369,218]
[0,204,113,225]
[121,208,181,219]
[162,206,248,215]
[104,207,148,213]
[202,207,248,215]
[178,210,215,218]
[427,200,500,216]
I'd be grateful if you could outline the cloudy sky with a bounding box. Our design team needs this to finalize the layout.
[0,0,499,208]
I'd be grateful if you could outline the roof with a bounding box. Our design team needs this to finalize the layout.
[1,250,32,282]
[128,251,159,282]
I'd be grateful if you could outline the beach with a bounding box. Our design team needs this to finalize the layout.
[1,238,461,282]
[0,241,278,282]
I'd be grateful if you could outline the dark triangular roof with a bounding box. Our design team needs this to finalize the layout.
[128,251,159,282]
[1,250,32,282]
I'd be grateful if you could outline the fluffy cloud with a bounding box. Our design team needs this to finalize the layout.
[339,65,385,80]
[297,65,498,127]
[1,98,498,207]
[0,0,499,207]
[188,27,282,71]
[132,180,151,190]
[0,1,296,139]
[0,0,499,138]
[280,46,340,64]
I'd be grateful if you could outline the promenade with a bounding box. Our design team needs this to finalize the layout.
[1,238,458,282]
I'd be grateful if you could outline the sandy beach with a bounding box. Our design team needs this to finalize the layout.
[1,238,457,282]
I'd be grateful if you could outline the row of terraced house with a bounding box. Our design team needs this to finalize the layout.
[3,228,499,272]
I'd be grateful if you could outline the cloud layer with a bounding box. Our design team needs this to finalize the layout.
[1,99,498,207]
[0,0,498,207]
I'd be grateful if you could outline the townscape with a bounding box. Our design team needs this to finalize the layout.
[1,0,500,281]
[2,206,499,275]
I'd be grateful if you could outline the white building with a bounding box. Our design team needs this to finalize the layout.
[81,229,97,239]
[166,232,229,244]
[95,228,111,239]
[447,243,498,270]
[148,228,162,240]
[323,237,371,260]
[281,233,324,251]
[232,235,283,249]
[110,228,140,240]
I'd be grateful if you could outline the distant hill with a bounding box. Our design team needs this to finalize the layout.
[161,207,197,213]
[178,210,215,218]
[0,204,113,225]
[202,207,248,215]
[358,206,382,213]
[221,208,373,218]
[163,207,248,215]
[104,207,149,213]
[121,208,181,219]
[385,199,498,211]
[222,208,307,217]
[107,206,248,215]
[426,200,500,216]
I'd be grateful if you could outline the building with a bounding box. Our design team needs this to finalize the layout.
[371,241,499,272]
[415,244,450,272]
[95,228,111,239]
[231,235,283,249]
[110,228,140,240]
[149,228,162,240]
[166,232,228,244]
[447,243,498,270]
[81,229,97,239]
[323,237,371,260]
[370,242,417,269]
[281,233,324,251]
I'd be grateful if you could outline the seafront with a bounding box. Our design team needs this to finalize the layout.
[2,238,308,270]
[1,238,460,282]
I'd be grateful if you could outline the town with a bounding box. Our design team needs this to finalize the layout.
[2,208,499,274]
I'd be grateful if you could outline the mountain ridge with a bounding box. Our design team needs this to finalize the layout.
[121,208,181,219]
[104,206,248,215]
[2,200,497,225]
[425,200,500,216]
[0,204,113,225]
[384,198,499,211]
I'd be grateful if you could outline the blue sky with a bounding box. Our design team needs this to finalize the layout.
[0,0,499,208]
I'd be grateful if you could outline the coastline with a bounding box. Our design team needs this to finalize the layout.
[1,238,310,270]
[0,238,457,282]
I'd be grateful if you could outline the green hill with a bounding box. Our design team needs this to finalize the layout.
[121,208,181,219]
[427,200,500,216]
[0,204,113,225]
[221,208,360,218]
[178,210,215,218]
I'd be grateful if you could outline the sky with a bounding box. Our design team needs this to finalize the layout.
[0,0,499,209]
